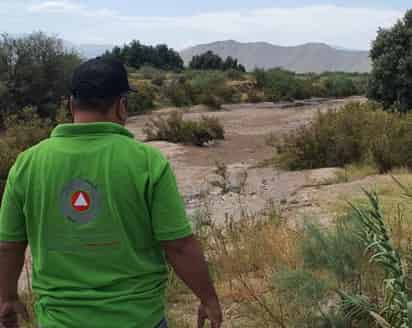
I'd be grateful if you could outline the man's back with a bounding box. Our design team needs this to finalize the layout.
[0,58,222,328]
[1,122,192,327]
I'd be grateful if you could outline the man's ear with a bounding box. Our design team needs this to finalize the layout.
[115,97,128,123]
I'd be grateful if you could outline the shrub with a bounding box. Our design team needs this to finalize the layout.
[274,101,412,172]
[190,72,234,107]
[138,65,163,80]
[162,78,193,107]
[152,75,166,87]
[300,218,364,284]
[127,82,155,114]
[253,69,367,102]
[225,69,246,81]
[254,68,311,102]
[0,108,56,200]
[0,33,81,122]
[143,111,224,146]
[195,94,223,110]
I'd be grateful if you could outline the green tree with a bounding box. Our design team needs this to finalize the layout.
[104,41,183,71]
[190,51,223,70]
[0,32,81,121]
[190,51,245,72]
[368,9,412,112]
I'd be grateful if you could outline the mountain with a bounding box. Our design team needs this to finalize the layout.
[180,40,371,73]
[63,41,113,59]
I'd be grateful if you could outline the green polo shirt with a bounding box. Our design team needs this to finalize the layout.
[0,122,192,328]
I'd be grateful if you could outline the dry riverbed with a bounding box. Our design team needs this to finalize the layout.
[127,97,367,226]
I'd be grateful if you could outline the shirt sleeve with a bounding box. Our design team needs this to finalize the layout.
[0,164,27,241]
[150,160,192,242]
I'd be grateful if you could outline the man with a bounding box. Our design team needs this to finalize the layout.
[0,58,222,328]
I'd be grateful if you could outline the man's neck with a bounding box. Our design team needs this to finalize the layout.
[73,112,119,125]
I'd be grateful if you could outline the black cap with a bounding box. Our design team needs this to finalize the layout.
[70,57,137,99]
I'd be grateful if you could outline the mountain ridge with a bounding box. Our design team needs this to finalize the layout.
[180,40,371,73]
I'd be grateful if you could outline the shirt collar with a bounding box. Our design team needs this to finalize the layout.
[51,122,134,139]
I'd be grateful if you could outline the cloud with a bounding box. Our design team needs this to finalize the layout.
[0,1,405,50]
[29,0,83,13]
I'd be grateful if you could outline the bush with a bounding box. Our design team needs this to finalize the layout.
[254,68,311,102]
[138,66,162,80]
[143,111,224,146]
[0,108,57,200]
[0,33,81,122]
[253,69,367,102]
[274,101,412,172]
[127,82,155,114]
[163,78,193,107]
[225,69,246,81]
[190,72,234,107]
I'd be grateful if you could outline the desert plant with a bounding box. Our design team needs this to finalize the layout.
[143,111,224,146]
[190,71,234,107]
[0,107,56,200]
[274,101,412,172]
[127,82,155,114]
[162,78,193,107]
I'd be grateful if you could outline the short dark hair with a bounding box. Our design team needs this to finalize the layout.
[72,95,119,114]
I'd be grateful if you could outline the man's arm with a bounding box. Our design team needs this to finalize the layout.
[149,155,223,327]
[0,241,29,328]
[162,236,222,328]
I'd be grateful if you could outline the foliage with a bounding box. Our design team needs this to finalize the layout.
[254,68,367,101]
[368,9,412,112]
[0,108,58,200]
[0,32,81,123]
[189,71,234,108]
[300,219,364,284]
[274,101,412,172]
[143,111,224,146]
[137,66,166,86]
[189,51,246,72]
[127,82,155,114]
[254,68,311,101]
[104,41,183,71]
[338,190,411,328]
[162,77,193,107]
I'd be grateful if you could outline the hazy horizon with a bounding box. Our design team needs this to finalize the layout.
[0,1,409,51]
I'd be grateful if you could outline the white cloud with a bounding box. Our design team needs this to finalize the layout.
[0,2,405,50]
[29,0,83,13]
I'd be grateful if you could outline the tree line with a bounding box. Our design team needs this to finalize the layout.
[189,51,246,72]
[103,41,184,71]
[103,42,246,72]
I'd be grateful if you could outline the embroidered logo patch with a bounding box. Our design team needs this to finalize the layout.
[60,179,101,224]
[71,191,91,212]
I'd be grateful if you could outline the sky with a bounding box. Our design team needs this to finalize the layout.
[0,0,409,50]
